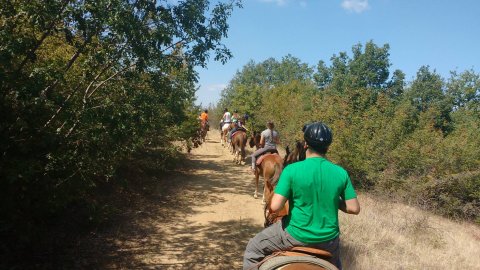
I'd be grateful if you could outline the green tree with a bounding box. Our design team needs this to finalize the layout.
[349,41,391,89]
[0,0,241,255]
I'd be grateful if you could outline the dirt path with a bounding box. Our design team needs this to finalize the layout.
[71,131,273,269]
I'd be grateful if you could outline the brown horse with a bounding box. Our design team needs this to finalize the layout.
[200,121,209,142]
[283,140,307,167]
[259,140,338,270]
[264,140,307,227]
[231,129,247,164]
[249,132,284,204]
[258,249,338,270]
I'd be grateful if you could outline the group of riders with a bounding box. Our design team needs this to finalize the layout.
[198,108,361,270]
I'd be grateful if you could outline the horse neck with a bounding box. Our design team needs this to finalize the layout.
[284,142,306,166]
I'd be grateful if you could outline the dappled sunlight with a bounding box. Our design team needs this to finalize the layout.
[62,131,265,269]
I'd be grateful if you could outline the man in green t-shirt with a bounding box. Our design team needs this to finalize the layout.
[243,122,360,270]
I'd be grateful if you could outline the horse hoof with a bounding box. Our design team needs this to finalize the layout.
[253,194,258,199]
[261,200,266,205]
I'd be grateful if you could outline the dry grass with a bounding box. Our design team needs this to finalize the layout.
[339,193,480,269]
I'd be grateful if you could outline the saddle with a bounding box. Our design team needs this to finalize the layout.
[231,127,246,138]
[256,150,280,166]
[257,247,336,270]
[283,247,332,260]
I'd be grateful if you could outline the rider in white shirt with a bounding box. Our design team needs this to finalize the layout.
[221,108,232,132]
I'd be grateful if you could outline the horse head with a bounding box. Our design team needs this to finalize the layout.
[248,131,261,149]
[283,140,306,167]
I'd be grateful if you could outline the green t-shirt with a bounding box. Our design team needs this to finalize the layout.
[274,157,357,244]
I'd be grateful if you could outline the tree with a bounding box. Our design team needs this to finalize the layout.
[349,41,391,89]
[0,0,242,256]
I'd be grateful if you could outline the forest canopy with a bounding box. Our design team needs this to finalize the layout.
[216,41,480,222]
[0,0,241,255]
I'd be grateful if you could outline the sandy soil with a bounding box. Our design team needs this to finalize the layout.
[54,130,480,270]
[69,130,271,269]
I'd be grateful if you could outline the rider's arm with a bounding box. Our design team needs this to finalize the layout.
[270,193,288,212]
[339,197,360,215]
[259,135,265,147]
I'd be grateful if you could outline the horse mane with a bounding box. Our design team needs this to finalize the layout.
[270,162,283,187]
[248,131,261,149]
[283,140,306,167]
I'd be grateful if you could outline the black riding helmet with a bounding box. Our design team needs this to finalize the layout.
[303,122,332,153]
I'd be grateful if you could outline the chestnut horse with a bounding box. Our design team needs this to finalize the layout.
[249,131,284,204]
[258,140,339,270]
[231,129,247,164]
[264,140,307,227]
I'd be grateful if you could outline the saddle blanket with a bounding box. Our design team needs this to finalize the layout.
[256,152,281,166]
[231,128,246,138]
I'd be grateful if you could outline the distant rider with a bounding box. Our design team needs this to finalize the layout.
[250,121,280,174]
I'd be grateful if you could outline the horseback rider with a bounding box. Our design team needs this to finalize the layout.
[229,110,248,141]
[229,116,247,141]
[250,121,280,174]
[227,110,240,142]
[199,109,209,129]
[243,122,361,270]
[221,108,232,131]
[232,109,239,122]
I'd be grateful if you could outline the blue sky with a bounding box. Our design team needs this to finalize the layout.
[194,0,480,106]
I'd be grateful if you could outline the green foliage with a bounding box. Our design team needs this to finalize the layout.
[0,0,240,256]
[218,41,480,222]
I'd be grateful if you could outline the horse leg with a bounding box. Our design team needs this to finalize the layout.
[234,144,238,163]
[253,172,259,199]
[262,172,270,205]
[262,179,266,205]
[241,146,245,165]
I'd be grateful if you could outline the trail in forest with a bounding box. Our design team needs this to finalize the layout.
[62,130,480,270]
[70,131,266,269]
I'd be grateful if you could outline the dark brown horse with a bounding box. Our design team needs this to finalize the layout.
[200,121,209,142]
[231,129,247,164]
[283,140,307,167]
[249,132,284,204]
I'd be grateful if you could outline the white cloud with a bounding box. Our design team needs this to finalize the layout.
[341,0,369,13]
[259,0,308,8]
[259,0,288,6]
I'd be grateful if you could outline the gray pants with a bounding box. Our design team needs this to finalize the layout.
[243,220,341,270]
[251,146,276,169]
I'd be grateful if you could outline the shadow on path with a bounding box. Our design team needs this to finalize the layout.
[57,137,264,269]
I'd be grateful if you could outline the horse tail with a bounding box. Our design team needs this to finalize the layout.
[241,132,247,159]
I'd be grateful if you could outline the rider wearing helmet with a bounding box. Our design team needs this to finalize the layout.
[229,110,246,141]
[243,122,360,270]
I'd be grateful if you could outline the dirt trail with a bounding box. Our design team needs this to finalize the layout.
[72,131,273,269]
